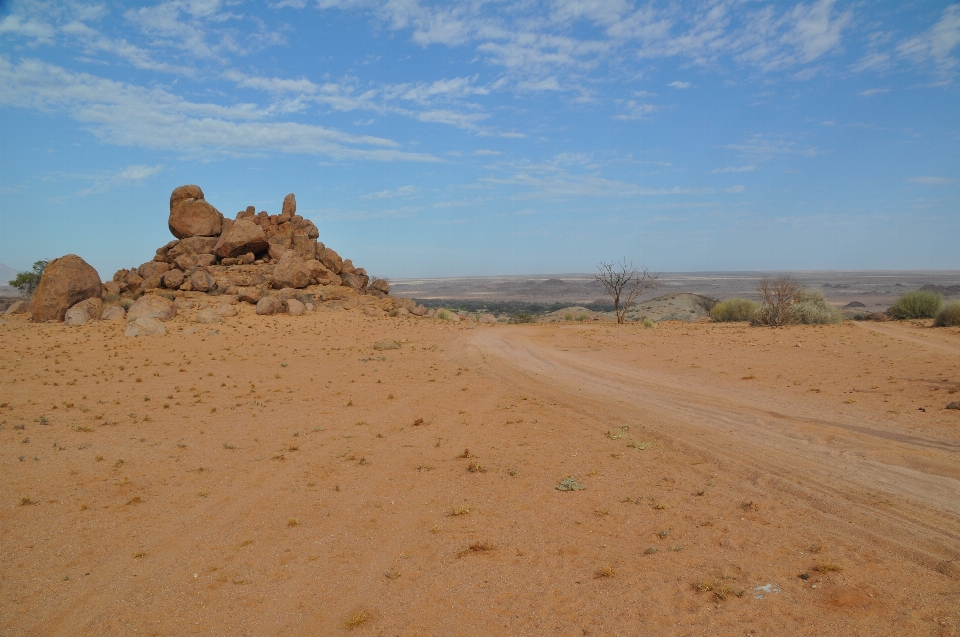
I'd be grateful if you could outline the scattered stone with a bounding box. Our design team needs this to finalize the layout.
[373,340,400,351]
[215,304,238,318]
[102,281,121,296]
[369,278,390,296]
[947,402,960,410]
[479,313,497,324]
[196,254,216,267]
[127,294,177,322]
[195,308,221,324]
[101,305,126,321]
[256,296,285,315]
[31,254,102,323]
[237,288,263,304]
[285,298,306,316]
[125,317,166,337]
[843,301,866,309]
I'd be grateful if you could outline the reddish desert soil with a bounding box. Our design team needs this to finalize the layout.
[2,308,959,636]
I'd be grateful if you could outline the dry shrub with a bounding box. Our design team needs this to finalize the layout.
[790,289,841,324]
[933,300,960,327]
[711,298,760,322]
[752,276,840,326]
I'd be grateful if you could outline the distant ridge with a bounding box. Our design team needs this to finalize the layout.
[0,263,21,297]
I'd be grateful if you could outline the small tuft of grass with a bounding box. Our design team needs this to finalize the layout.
[594,565,615,578]
[467,461,487,473]
[693,580,714,592]
[556,476,585,491]
[20,497,36,506]
[814,562,842,573]
[344,611,368,629]
[644,547,658,555]
[457,541,494,558]
[287,518,299,527]
[450,504,471,516]
[457,447,472,458]
[809,543,824,554]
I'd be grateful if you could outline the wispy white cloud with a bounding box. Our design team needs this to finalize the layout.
[78,164,165,196]
[711,165,756,174]
[859,87,890,97]
[723,134,818,160]
[0,57,437,161]
[361,185,417,199]
[908,176,954,185]
[897,4,960,73]
[668,80,691,89]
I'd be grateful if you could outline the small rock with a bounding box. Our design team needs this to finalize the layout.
[215,304,238,318]
[125,317,166,337]
[373,340,400,351]
[127,294,177,322]
[285,298,306,316]
[256,296,284,316]
[5,300,30,316]
[947,402,960,410]
[101,306,126,321]
[273,252,312,289]
[195,308,221,324]
[64,306,90,326]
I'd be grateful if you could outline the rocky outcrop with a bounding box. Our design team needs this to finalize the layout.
[98,185,436,320]
[126,317,166,337]
[31,255,102,322]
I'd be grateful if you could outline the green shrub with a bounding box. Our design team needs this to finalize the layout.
[711,298,761,322]
[435,308,456,321]
[790,289,842,325]
[890,290,943,319]
[8,260,49,298]
[511,311,536,324]
[642,318,655,328]
[564,312,573,321]
[933,301,960,327]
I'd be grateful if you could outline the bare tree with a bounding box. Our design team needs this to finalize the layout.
[594,259,659,324]
[754,275,803,326]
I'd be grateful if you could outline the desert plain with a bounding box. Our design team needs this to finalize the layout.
[1,302,959,636]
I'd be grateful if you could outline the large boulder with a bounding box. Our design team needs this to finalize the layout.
[319,247,343,274]
[127,294,177,322]
[101,305,126,321]
[292,233,315,260]
[31,255,102,322]
[168,185,223,239]
[285,298,306,316]
[340,271,364,290]
[64,297,103,325]
[272,252,312,289]
[214,219,268,258]
[267,233,293,260]
[5,300,30,316]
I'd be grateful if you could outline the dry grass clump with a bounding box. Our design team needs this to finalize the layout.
[814,562,843,573]
[594,564,615,578]
[467,461,487,473]
[933,300,960,327]
[344,611,369,628]
[891,290,943,319]
[457,541,494,558]
[711,298,761,322]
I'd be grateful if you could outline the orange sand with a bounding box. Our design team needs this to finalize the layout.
[2,308,959,636]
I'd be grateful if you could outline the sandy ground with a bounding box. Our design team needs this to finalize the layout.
[2,307,959,636]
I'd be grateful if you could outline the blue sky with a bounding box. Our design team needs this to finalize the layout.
[0,0,958,280]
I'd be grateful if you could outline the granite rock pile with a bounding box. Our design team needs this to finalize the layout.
[21,185,429,326]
